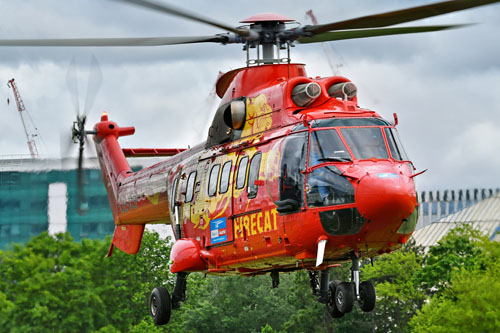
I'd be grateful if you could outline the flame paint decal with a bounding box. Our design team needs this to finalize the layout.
[242,94,273,137]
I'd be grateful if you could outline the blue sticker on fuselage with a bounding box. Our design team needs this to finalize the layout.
[377,173,399,178]
[210,217,227,244]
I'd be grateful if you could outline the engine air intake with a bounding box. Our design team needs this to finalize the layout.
[328,82,357,100]
[292,82,321,107]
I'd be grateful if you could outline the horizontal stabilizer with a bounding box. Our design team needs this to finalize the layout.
[122,148,186,157]
[107,224,145,257]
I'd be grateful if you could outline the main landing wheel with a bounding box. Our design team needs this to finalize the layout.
[335,282,354,314]
[150,287,172,326]
[358,280,376,312]
[326,280,344,318]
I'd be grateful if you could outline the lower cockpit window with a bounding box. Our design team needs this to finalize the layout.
[306,166,355,207]
[341,127,389,159]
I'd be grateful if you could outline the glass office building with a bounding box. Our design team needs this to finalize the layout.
[0,157,126,249]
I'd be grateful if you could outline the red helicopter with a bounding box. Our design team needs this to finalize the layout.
[1,0,498,326]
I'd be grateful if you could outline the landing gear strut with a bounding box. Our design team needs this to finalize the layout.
[149,272,189,326]
[270,270,280,288]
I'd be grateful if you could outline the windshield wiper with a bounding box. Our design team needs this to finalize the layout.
[318,156,352,162]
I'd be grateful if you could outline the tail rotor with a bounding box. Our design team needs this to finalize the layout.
[63,56,102,215]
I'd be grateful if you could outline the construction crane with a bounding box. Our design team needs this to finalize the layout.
[305,10,343,76]
[7,78,40,158]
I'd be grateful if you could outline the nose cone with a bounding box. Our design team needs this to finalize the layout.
[356,172,416,221]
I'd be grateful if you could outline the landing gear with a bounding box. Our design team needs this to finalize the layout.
[149,287,171,326]
[335,282,354,313]
[359,280,376,312]
[326,280,344,318]
[320,253,377,318]
[150,272,189,326]
[171,272,188,309]
[270,270,280,288]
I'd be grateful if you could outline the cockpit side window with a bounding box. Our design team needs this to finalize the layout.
[278,132,307,212]
[389,128,409,160]
[340,127,389,159]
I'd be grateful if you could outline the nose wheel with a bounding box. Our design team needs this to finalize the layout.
[322,252,377,318]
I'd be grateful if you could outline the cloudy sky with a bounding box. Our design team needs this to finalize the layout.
[0,0,499,192]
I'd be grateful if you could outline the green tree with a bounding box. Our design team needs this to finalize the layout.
[413,224,484,297]
[409,234,500,332]
[0,231,174,332]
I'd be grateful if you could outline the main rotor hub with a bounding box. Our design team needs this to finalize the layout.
[239,13,297,66]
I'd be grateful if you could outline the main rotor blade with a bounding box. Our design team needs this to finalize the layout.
[298,24,467,44]
[0,35,225,47]
[115,0,249,36]
[305,0,500,34]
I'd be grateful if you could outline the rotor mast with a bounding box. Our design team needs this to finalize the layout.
[240,13,295,66]
[7,78,40,158]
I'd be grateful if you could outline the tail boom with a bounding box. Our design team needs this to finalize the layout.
[93,112,172,256]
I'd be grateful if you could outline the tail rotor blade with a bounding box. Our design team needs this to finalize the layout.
[66,58,81,116]
[83,55,103,117]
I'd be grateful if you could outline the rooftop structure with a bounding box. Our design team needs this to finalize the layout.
[412,191,500,248]
[416,188,500,230]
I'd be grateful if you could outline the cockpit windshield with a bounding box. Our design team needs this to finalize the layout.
[340,127,388,160]
[309,130,351,165]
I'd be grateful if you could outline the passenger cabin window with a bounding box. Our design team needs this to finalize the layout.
[208,164,220,197]
[219,161,232,194]
[247,153,262,198]
[185,171,197,202]
[236,156,249,189]
[170,176,178,211]
[340,127,389,159]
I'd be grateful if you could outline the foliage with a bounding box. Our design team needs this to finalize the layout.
[0,224,498,332]
[361,241,426,333]
[409,232,500,332]
[413,224,484,297]
[0,231,174,332]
